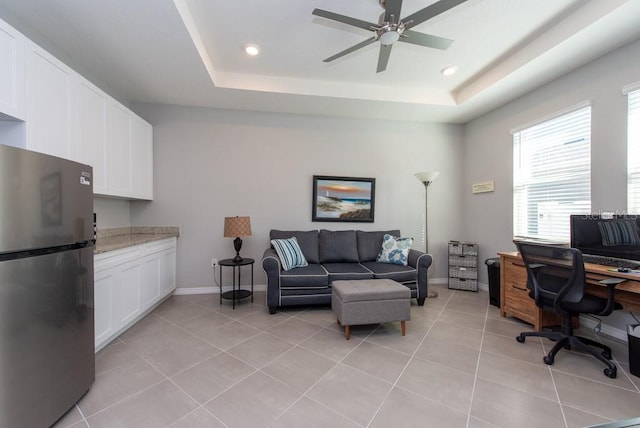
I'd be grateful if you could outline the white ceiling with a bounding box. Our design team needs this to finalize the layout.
[1,0,639,123]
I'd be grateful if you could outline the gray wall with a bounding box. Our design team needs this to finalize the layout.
[463,38,640,330]
[129,106,464,289]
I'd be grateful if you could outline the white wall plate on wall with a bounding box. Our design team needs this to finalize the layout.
[472,181,495,194]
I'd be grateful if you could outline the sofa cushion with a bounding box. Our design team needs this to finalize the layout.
[362,261,417,284]
[319,230,359,263]
[377,234,413,266]
[271,237,308,271]
[323,262,374,282]
[270,230,319,264]
[280,264,329,288]
[598,220,640,246]
[356,230,401,262]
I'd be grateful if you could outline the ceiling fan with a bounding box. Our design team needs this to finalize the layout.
[312,0,468,72]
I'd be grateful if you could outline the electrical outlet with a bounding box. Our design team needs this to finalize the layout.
[211,258,218,267]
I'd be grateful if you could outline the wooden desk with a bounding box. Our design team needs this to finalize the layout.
[499,252,640,331]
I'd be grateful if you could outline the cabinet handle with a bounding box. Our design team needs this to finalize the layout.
[512,284,527,291]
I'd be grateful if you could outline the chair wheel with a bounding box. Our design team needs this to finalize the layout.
[604,367,617,379]
[516,335,525,343]
[602,351,612,360]
[543,355,554,365]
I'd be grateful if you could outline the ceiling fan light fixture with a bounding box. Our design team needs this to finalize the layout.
[243,44,260,56]
[441,65,458,76]
[379,29,400,45]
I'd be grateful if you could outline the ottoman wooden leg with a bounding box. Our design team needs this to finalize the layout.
[401,320,406,336]
[345,325,350,340]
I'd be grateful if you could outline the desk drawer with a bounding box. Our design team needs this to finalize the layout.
[504,282,536,321]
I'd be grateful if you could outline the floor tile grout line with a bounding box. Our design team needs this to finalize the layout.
[464,293,491,428]
[365,289,455,428]
[166,405,230,428]
[271,306,394,427]
[87,290,640,427]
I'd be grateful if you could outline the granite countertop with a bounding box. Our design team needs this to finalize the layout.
[95,226,179,254]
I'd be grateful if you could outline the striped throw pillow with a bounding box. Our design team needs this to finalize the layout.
[598,220,640,246]
[271,237,308,271]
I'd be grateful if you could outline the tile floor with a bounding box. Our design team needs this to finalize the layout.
[54,284,640,428]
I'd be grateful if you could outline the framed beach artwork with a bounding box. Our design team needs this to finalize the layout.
[312,175,375,222]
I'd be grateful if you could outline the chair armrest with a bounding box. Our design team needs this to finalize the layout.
[595,278,625,316]
[262,248,282,311]
[408,249,433,303]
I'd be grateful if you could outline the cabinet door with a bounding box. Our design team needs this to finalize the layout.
[130,115,153,200]
[159,247,177,296]
[94,269,116,349]
[106,101,131,196]
[25,41,76,160]
[77,79,107,194]
[141,255,160,308]
[0,19,25,120]
[114,262,142,326]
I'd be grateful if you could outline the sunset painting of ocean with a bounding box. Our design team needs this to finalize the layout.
[313,176,375,222]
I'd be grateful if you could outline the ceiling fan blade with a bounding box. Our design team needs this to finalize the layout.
[400,30,453,50]
[384,0,403,23]
[402,0,468,30]
[323,36,377,63]
[312,8,376,31]
[376,44,393,73]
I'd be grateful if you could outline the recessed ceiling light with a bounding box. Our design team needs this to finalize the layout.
[243,44,260,56]
[441,66,458,76]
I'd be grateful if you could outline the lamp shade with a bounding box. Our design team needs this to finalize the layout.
[223,216,252,237]
[415,171,440,184]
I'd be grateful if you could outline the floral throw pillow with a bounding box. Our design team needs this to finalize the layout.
[376,234,413,266]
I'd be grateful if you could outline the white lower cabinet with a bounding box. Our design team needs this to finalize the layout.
[94,237,176,351]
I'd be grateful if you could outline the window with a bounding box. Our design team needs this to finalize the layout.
[513,105,591,242]
[628,88,640,214]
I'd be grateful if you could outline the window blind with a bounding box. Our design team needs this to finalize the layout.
[628,89,640,214]
[513,106,591,242]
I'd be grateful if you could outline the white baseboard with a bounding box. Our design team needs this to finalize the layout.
[174,284,267,295]
[430,277,490,292]
[580,316,628,343]
[433,278,627,342]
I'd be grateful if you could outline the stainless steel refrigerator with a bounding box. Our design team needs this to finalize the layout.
[0,145,95,427]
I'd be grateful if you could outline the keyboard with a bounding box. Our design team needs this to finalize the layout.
[582,254,640,270]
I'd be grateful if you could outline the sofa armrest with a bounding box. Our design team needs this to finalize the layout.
[262,248,281,314]
[408,249,433,305]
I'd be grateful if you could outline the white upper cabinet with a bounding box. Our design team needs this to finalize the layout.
[130,114,153,199]
[77,78,108,194]
[78,77,153,200]
[106,101,132,196]
[25,41,76,160]
[0,16,153,200]
[0,19,25,120]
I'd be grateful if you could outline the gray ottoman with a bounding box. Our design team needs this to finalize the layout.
[332,279,411,340]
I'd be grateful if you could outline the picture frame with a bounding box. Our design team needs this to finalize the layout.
[312,175,375,222]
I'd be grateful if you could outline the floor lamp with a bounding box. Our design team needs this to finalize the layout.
[415,171,440,298]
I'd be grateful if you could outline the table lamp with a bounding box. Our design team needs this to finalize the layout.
[224,216,252,262]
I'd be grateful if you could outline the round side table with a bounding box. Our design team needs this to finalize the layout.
[218,258,254,309]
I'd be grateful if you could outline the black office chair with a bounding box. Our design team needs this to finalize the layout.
[514,241,624,378]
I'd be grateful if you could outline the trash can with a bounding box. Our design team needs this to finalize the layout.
[485,257,501,307]
[629,324,640,378]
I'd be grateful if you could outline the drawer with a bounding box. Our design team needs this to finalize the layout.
[504,259,527,284]
[503,281,536,320]
[449,255,477,267]
[449,266,478,279]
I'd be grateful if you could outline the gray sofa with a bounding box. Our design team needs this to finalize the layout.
[261,229,433,314]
